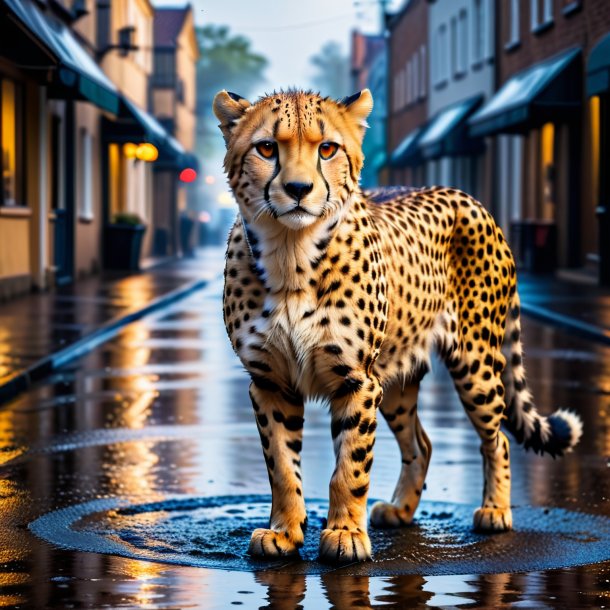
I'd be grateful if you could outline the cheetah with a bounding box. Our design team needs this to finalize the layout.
[213,88,583,564]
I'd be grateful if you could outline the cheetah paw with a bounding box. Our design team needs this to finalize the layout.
[369,501,414,528]
[248,528,302,558]
[473,507,513,532]
[318,528,371,564]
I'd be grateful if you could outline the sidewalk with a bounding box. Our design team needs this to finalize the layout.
[518,272,610,345]
[0,247,225,405]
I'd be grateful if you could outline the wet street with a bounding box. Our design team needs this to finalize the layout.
[0,267,609,609]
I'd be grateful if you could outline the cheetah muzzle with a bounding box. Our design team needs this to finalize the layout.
[213,88,583,564]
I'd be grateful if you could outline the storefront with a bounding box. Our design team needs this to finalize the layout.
[469,48,582,272]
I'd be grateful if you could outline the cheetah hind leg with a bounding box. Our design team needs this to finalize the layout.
[370,382,432,528]
[450,355,513,532]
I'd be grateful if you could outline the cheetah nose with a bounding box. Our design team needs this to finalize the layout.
[284,182,313,202]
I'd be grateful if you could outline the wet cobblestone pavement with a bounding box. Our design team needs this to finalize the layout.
[0,271,608,608]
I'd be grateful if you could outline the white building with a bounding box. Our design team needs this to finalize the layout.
[425,0,495,205]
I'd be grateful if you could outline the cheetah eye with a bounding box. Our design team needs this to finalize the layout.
[255,140,277,160]
[319,142,339,160]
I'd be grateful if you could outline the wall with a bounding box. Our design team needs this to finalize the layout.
[498,0,610,84]
[102,0,154,109]
[174,10,198,151]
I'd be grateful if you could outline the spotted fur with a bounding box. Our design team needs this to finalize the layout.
[213,88,583,564]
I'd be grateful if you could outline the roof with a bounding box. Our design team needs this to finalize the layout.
[154,6,190,48]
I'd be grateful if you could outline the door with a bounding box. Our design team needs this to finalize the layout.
[51,103,75,285]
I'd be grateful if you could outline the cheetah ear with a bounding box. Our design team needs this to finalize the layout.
[213,90,251,142]
[341,89,373,141]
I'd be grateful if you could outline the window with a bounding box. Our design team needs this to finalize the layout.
[561,0,582,16]
[153,50,175,87]
[1,79,23,207]
[458,9,468,74]
[412,53,419,104]
[508,0,520,46]
[406,59,412,105]
[419,45,427,99]
[543,0,554,22]
[79,129,93,220]
[473,0,485,63]
[435,23,449,86]
[530,0,539,29]
[450,16,458,76]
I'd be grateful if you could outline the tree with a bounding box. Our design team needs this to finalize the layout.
[309,41,351,100]
[196,25,268,159]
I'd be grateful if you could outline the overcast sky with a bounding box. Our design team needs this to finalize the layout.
[152,0,404,98]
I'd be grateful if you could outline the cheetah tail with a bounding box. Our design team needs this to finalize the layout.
[501,292,583,457]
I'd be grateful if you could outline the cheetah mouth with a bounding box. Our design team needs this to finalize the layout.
[278,206,319,218]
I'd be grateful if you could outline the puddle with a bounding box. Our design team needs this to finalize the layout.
[29,495,610,576]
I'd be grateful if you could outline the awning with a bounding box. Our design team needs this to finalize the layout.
[107,95,198,170]
[2,0,120,114]
[120,96,169,146]
[418,95,483,159]
[587,33,610,96]
[390,126,424,167]
[469,48,582,137]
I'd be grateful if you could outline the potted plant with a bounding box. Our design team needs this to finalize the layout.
[103,212,147,271]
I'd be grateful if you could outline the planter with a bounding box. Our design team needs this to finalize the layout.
[103,223,146,271]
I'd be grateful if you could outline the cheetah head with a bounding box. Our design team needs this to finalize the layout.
[213,89,373,231]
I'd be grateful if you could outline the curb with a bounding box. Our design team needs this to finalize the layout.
[0,276,209,407]
[520,301,610,346]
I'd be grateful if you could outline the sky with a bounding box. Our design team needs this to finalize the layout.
[152,0,405,98]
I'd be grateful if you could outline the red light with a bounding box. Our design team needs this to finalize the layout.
[180,168,197,183]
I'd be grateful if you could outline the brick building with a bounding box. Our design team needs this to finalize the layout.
[386,0,429,187]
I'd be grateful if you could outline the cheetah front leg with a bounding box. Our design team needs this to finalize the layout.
[319,374,383,564]
[370,382,432,528]
[248,383,308,557]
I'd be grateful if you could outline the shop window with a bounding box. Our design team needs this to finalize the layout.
[590,96,600,205]
[1,79,23,207]
[540,122,555,218]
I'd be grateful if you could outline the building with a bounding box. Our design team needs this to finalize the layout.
[351,31,387,187]
[425,0,495,204]
[386,0,429,187]
[0,0,199,301]
[0,0,123,295]
[151,5,200,257]
[469,0,610,282]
